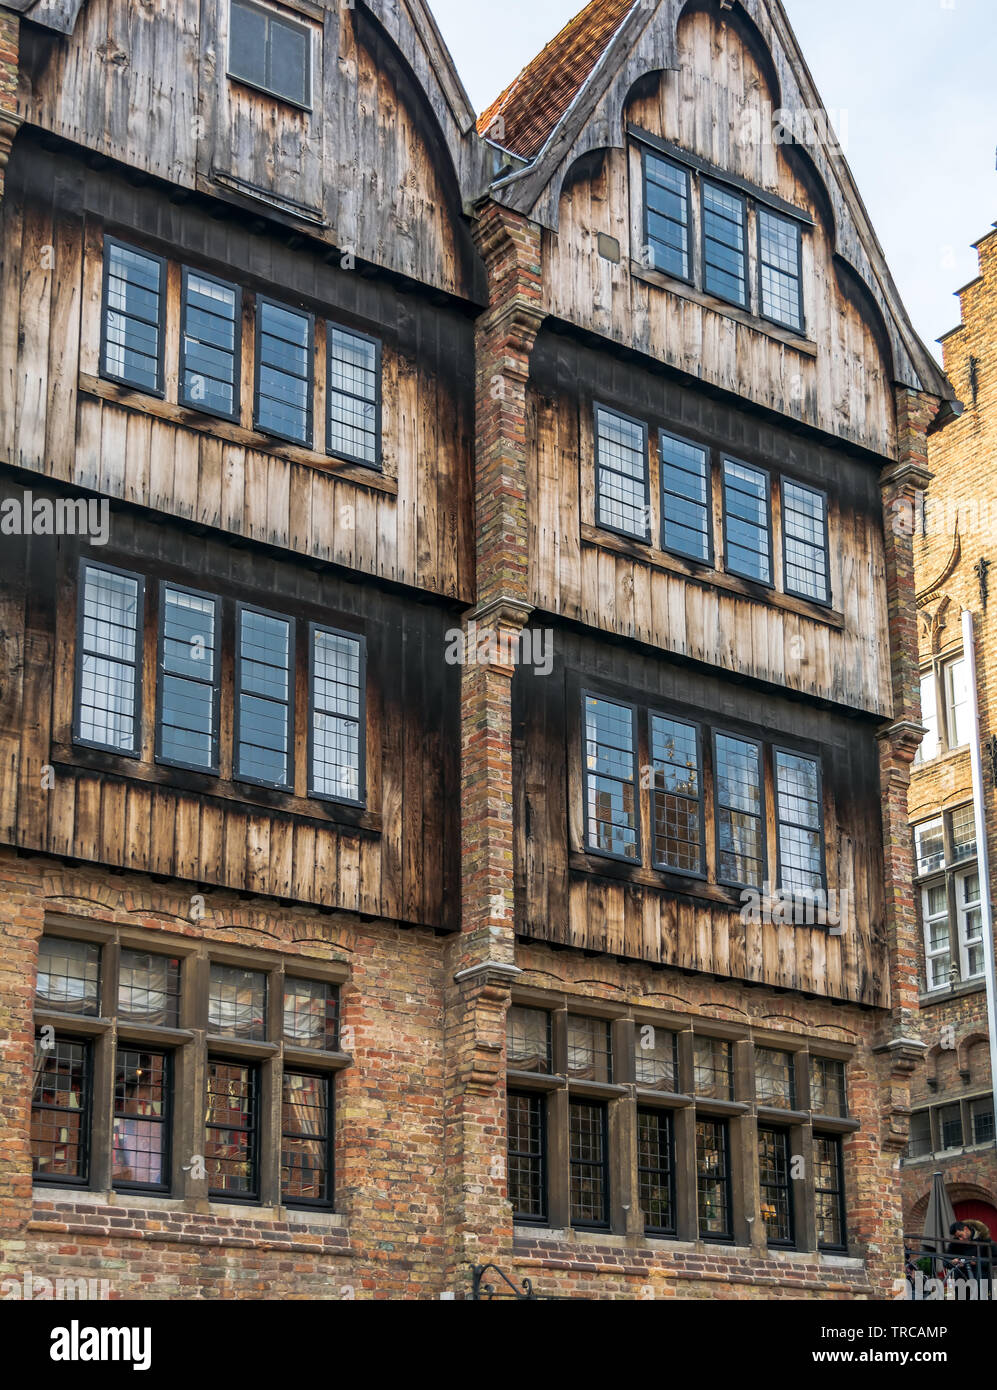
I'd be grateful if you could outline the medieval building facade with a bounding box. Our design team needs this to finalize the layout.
[0,0,955,1299]
[901,223,997,1239]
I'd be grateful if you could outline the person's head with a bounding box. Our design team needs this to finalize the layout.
[951,1221,973,1240]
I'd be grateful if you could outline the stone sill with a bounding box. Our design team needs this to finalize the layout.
[513,1225,861,1268]
[32,1187,348,1233]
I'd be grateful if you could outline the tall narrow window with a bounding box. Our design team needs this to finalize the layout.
[309,627,364,805]
[112,1049,171,1191]
[775,750,825,895]
[810,1057,846,1117]
[915,672,939,764]
[508,1091,547,1223]
[696,1119,731,1240]
[180,269,241,421]
[943,657,971,749]
[758,209,803,332]
[236,606,294,790]
[907,1111,932,1159]
[74,563,144,756]
[584,696,639,861]
[939,1103,963,1150]
[693,1037,733,1099]
[702,181,747,306]
[758,1128,794,1246]
[594,406,649,541]
[814,1135,845,1250]
[281,1071,332,1207]
[643,151,691,281]
[31,1038,91,1184]
[722,459,771,584]
[971,1097,995,1146]
[958,869,984,980]
[715,733,764,887]
[569,1100,609,1228]
[649,714,703,874]
[255,298,313,446]
[101,239,165,393]
[755,1047,796,1109]
[659,431,711,563]
[205,1059,259,1199]
[638,1109,675,1236]
[921,881,952,990]
[228,0,311,107]
[950,804,977,862]
[327,327,380,468]
[782,480,829,604]
[156,584,221,773]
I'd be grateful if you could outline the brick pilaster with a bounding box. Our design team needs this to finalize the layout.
[442,202,543,1293]
[0,9,22,205]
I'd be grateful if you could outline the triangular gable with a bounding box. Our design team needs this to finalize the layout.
[483,0,953,403]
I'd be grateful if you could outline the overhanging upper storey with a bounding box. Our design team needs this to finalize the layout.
[478,0,955,458]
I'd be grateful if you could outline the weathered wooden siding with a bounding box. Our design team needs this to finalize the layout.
[513,626,887,1007]
[527,330,892,718]
[0,490,460,929]
[0,142,475,601]
[15,0,486,298]
[542,9,896,459]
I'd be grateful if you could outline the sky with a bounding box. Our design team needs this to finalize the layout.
[430,0,997,362]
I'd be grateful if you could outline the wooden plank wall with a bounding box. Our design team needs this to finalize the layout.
[512,626,888,1007]
[0,493,461,931]
[0,143,475,603]
[542,9,896,460]
[527,330,892,718]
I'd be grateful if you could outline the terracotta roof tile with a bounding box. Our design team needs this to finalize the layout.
[477,0,636,160]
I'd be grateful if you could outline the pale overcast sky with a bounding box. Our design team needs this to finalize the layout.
[431,0,997,362]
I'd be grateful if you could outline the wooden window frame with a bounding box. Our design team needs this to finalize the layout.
[31,1035,94,1188]
[658,429,714,567]
[581,691,642,866]
[713,729,766,890]
[814,1132,847,1252]
[253,295,316,449]
[757,207,805,335]
[773,745,827,896]
[281,1068,335,1211]
[696,1116,733,1243]
[507,1089,549,1226]
[234,602,297,793]
[112,1045,173,1195]
[648,709,707,879]
[206,1055,261,1203]
[641,147,694,287]
[721,456,774,588]
[73,559,145,760]
[758,1125,796,1249]
[99,236,167,398]
[637,1106,676,1237]
[593,403,651,544]
[178,265,243,424]
[568,1097,611,1231]
[780,477,831,608]
[227,0,314,111]
[155,581,223,776]
[701,179,749,311]
[307,624,367,808]
[326,323,383,471]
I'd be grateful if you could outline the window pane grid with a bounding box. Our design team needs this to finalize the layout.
[814,1135,845,1248]
[723,459,771,583]
[181,271,239,418]
[585,696,638,860]
[328,327,379,466]
[715,733,764,886]
[775,750,824,895]
[660,431,710,561]
[205,1060,258,1197]
[208,964,267,1041]
[508,1091,546,1222]
[507,1006,552,1073]
[103,241,163,391]
[755,1047,796,1109]
[159,586,219,770]
[569,1101,608,1227]
[810,1057,846,1117]
[703,182,746,305]
[650,714,703,873]
[113,1048,170,1190]
[693,1037,733,1099]
[283,977,338,1051]
[782,480,828,602]
[281,1071,331,1205]
[634,1026,678,1091]
[237,608,293,788]
[31,1038,91,1182]
[117,949,181,1027]
[310,628,363,803]
[638,1109,675,1234]
[566,1015,613,1083]
[256,299,313,445]
[758,1128,793,1245]
[595,407,648,539]
[971,1097,995,1146]
[36,936,101,1016]
[229,0,310,106]
[758,209,803,330]
[644,153,690,280]
[696,1119,731,1239]
[950,804,977,862]
[77,566,142,753]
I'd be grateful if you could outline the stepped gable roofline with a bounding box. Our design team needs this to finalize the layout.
[476,0,954,404]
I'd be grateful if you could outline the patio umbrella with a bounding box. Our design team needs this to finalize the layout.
[921,1171,957,1272]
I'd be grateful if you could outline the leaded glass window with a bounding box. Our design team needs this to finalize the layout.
[236,606,294,789]
[723,458,771,584]
[205,1059,259,1197]
[782,480,828,603]
[508,1091,546,1222]
[255,298,313,445]
[569,1100,609,1227]
[281,1071,331,1206]
[113,1048,170,1190]
[775,750,824,895]
[595,406,649,540]
[101,239,165,392]
[650,714,703,874]
[283,978,338,1052]
[584,696,638,860]
[309,627,364,804]
[660,430,711,562]
[715,733,764,887]
[180,269,240,420]
[638,1109,675,1235]
[758,1127,794,1245]
[208,964,267,1041]
[643,152,691,280]
[327,326,380,468]
[157,585,220,772]
[758,209,803,331]
[703,181,747,306]
[75,564,143,755]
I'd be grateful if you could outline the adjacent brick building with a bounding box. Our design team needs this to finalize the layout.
[0,0,958,1300]
[902,223,997,1239]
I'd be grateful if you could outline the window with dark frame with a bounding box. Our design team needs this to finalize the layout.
[722,458,772,584]
[208,964,267,1042]
[758,208,803,332]
[283,977,339,1052]
[774,750,825,895]
[75,563,144,757]
[758,1127,794,1246]
[634,1025,679,1092]
[810,1056,846,1118]
[782,480,829,604]
[971,1096,995,1146]
[228,0,311,107]
[659,430,711,563]
[235,606,294,790]
[566,1015,613,1083]
[693,1036,733,1100]
[156,584,221,773]
[939,1103,963,1151]
[638,1108,675,1235]
[327,326,381,468]
[696,1118,732,1240]
[281,1071,332,1207]
[118,950,181,1028]
[180,269,241,421]
[584,696,639,861]
[112,1048,171,1191]
[255,297,314,446]
[569,1100,609,1228]
[36,936,101,1016]
[507,1006,552,1074]
[650,713,704,875]
[205,1059,259,1200]
[755,1047,796,1110]
[643,151,691,281]
[309,627,364,805]
[101,239,165,394]
[714,733,764,888]
[594,406,649,541]
[702,181,747,307]
[508,1090,547,1223]
[31,1038,92,1184]
[814,1134,846,1250]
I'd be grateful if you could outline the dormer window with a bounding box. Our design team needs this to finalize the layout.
[228,0,312,108]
